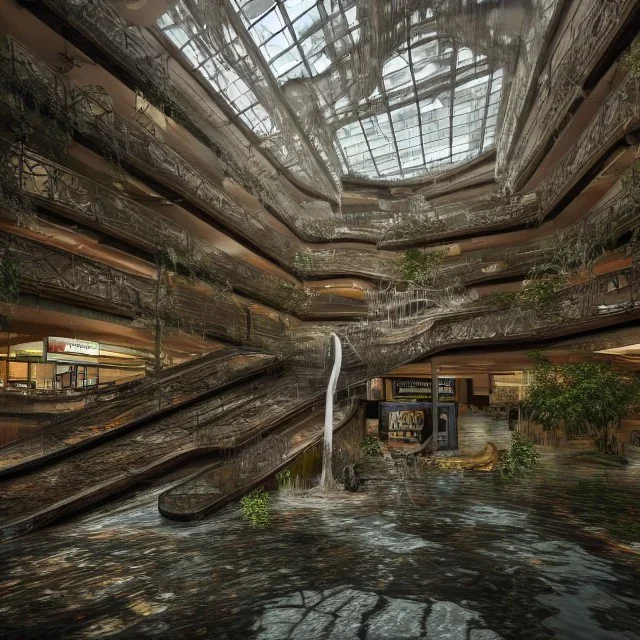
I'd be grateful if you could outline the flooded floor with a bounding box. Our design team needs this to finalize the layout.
[1,455,640,639]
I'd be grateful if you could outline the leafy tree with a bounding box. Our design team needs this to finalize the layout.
[524,352,640,452]
[399,248,447,287]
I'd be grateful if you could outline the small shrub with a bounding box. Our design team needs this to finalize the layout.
[293,250,315,277]
[480,291,518,309]
[276,282,317,313]
[361,436,383,458]
[276,469,292,488]
[622,37,640,78]
[479,276,565,312]
[497,432,540,479]
[241,487,270,527]
[518,276,564,307]
[398,248,447,287]
[607,520,640,542]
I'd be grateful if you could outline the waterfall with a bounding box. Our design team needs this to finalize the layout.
[320,332,342,490]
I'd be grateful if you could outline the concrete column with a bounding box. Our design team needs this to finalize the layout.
[432,358,438,452]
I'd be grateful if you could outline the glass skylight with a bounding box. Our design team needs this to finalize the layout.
[158,0,504,183]
[158,4,278,138]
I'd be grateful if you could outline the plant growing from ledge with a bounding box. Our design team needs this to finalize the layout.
[479,273,566,311]
[399,248,447,288]
[523,352,640,453]
[621,37,640,78]
[293,250,315,278]
[518,275,564,307]
[480,291,519,309]
[381,215,446,242]
[360,435,383,458]
[497,432,540,479]
[0,156,37,228]
[622,162,640,201]
[241,487,270,527]
[276,281,317,313]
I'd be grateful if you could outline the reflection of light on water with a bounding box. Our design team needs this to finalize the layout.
[457,504,529,528]
[3,457,640,638]
[433,473,465,492]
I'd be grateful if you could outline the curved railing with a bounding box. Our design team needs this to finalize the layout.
[0,143,365,317]
[2,33,638,263]
[334,264,640,387]
[0,230,288,349]
[502,0,637,192]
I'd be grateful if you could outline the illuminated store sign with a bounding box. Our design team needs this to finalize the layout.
[47,337,100,358]
[391,378,456,400]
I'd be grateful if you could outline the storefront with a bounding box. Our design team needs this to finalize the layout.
[368,376,459,450]
[0,337,147,393]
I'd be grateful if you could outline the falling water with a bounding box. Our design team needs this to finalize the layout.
[320,332,342,490]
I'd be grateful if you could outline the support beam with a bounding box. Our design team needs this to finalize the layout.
[220,0,339,194]
[431,358,438,452]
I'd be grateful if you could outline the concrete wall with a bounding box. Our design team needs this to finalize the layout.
[458,413,511,453]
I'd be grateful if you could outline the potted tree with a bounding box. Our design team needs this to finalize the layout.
[524,352,640,454]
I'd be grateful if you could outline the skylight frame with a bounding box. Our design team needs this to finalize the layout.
[161,0,505,184]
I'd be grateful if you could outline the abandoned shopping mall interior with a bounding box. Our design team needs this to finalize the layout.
[2,0,640,637]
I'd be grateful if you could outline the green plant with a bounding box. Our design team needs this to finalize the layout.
[276,469,292,488]
[480,291,518,308]
[382,215,445,242]
[241,487,270,527]
[398,248,447,287]
[518,275,564,307]
[524,352,640,452]
[497,432,540,478]
[479,275,565,311]
[621,37,640,78]
[622,162,640,202]
[0,255,19,303]
[293,250,315,277]
[607,520,640,542]
[275,281,317,313]
[360,435,383,458]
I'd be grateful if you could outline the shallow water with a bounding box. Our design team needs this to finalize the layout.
[1,456,640,639]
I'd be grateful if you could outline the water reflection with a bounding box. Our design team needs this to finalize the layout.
[1,456,639,638]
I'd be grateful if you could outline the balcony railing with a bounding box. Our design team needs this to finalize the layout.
[503,0,637,192]
[2,29,636,256]
[1,143,364,317]
[335,264,640,386]
[0,36,302,267]
[0,230,288,349]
